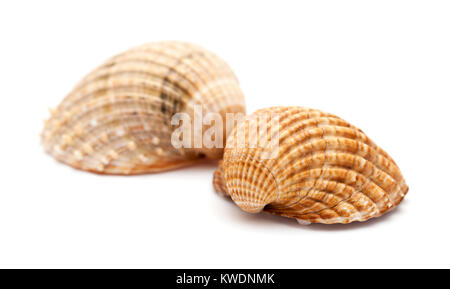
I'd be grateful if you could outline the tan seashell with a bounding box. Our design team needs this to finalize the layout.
[42,41,246,174]
[213,107,408,224]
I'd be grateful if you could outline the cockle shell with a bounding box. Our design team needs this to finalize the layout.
[42,41,246,174]
[213,107,408,224]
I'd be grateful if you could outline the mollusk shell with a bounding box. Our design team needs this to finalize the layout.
[42,41,246,174]
[213,107,408,224]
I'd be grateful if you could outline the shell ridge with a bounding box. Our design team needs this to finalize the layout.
[278,155,393,199]
[52,95,167,133]
[272,169,380,216]
[274,179,364,210]
[290,193,358,219]
[63,78,190,114]
[277,165,391,214]
[70,63,194,99]
[269,191,370,223]
[273,126,376,174]
[273,139,402,195]
[63,46,222,112]
[44,107,168,154]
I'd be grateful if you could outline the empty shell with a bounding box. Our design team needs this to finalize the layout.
[42,41,246,174]
[213,107,408,224]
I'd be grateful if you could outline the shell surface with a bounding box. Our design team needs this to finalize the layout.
[42,41,246,174]
[213,107,408,224]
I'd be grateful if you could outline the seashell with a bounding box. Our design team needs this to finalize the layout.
[213,107,408,224]
[42,41,246,174]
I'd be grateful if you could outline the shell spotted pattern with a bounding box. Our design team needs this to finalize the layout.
[42,41,246,174]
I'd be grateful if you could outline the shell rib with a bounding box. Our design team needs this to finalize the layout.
[42,41,246,174]
[213,107,408,224]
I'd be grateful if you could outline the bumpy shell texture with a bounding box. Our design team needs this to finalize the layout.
[214,107,408,224]
[42,41,246,174]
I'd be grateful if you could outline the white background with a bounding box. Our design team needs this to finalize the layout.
[0,0,449,268]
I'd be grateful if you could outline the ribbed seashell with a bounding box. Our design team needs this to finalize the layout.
[42,41,246,174]
[213,107,408,224]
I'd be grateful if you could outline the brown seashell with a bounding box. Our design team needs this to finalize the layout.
[42,41,246,174]
[213,107,408,224]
